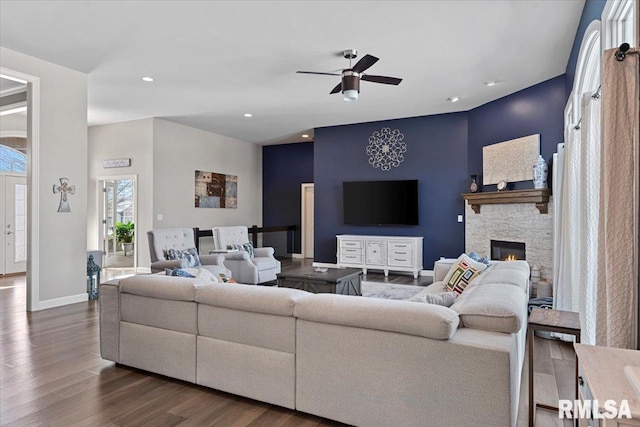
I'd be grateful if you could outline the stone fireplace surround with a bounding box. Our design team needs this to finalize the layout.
[465,198,554,281]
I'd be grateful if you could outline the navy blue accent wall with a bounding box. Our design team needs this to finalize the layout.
[468,75,566,191]
[314,113,468,268]
[565,0,607,100]
[262,142,314,253]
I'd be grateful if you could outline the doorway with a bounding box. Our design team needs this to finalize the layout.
[97,177,137,275]
[1,74,28,278]
[301,183,314,258]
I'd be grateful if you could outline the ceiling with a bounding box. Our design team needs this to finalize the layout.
[0,1,585,145]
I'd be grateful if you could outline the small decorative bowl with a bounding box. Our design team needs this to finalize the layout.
[313,267,329,273]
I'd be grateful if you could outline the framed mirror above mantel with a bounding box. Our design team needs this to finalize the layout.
[462,189,551,214]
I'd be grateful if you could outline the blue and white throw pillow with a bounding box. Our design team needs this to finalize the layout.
[165,268,196,278]
[228,242,254,258]
[165,247,202,267]
[468,251,490,265]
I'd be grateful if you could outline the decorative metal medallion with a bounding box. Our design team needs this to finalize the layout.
[366,127,406,171]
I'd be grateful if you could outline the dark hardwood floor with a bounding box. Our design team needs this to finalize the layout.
[1,260,574,426]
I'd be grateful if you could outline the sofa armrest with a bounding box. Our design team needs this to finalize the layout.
[253,247,275,258]
[199,254,225,266]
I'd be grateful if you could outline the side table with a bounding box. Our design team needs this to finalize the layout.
[528,307,581,427]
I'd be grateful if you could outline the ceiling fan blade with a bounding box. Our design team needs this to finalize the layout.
[297,71,341,76]
[330,82,342,94]
[351,54,379,73]
[361,75,402,85]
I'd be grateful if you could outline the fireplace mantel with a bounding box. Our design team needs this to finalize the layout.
[462,189,551,214]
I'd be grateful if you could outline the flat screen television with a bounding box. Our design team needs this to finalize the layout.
[343,180,419,226]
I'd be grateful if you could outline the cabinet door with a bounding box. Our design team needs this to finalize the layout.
[365,241,385,265]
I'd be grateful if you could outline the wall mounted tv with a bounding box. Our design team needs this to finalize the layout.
[343,180,419,226]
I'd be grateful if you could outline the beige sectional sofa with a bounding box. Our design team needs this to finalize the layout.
[100,259,530,427]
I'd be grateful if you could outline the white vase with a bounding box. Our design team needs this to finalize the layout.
[533,155,548,189]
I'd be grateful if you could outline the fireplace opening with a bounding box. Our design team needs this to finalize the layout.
[491,240,526,261]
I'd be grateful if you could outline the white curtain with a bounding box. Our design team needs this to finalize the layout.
[553,93,601,345]
[578,94,601,345]
[554,125,581,314]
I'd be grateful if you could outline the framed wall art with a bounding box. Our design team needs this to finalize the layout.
[195,170,237,208]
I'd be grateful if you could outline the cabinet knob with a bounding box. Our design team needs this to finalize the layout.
[578,376,584,386]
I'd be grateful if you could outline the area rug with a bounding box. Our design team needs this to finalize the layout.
[361,281,429,301]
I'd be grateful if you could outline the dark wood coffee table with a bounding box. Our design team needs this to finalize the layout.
[277,266,362,295]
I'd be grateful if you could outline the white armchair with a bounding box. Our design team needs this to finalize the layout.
[212,226,281,284]
[147,228,231,277]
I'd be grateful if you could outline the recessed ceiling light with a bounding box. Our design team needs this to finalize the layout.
[302,134,309,138]
[447,96,459,102]
[141,76,154,82]
[485,81,496,86]
[243,113,253,118]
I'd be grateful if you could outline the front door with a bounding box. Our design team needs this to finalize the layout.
[102,181,117,267]
[4,175,27,274]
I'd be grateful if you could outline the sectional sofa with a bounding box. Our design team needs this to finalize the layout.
[100,259,530,427]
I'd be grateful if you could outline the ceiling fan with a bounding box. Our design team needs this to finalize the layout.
[297,49,402,101]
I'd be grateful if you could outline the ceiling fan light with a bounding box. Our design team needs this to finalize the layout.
[343,89,358,101]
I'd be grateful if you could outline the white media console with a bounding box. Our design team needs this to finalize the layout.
[336,235,424,278]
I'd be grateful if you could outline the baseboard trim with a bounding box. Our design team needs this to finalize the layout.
[291,253,304,259]
[33,293,88,311]
[137,267,151,274]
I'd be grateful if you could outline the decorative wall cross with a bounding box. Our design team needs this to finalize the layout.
[53,177,75,213]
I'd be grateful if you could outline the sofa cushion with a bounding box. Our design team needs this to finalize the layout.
[450,283,526,333]
[442,254,488,295]
[196,284,311,316]
[294,294,460,340]
[470,261,530,292]
[120,275,207,301]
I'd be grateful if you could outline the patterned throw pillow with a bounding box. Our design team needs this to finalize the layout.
[443,254,487,296]
[165,247,202,267]
[165,268,196,278]
[227,242,254,258]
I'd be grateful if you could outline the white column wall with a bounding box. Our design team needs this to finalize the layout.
[1,47,88,309]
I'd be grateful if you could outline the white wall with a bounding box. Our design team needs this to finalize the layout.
[1,47,88,309]
[152,119,262,253]
[87,119,153,267]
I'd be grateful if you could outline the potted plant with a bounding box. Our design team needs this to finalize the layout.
[115,221,135,255]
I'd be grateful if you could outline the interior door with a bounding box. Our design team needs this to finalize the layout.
[4,175,27,274]
[304,185,314,258]
[102,181,117,267]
